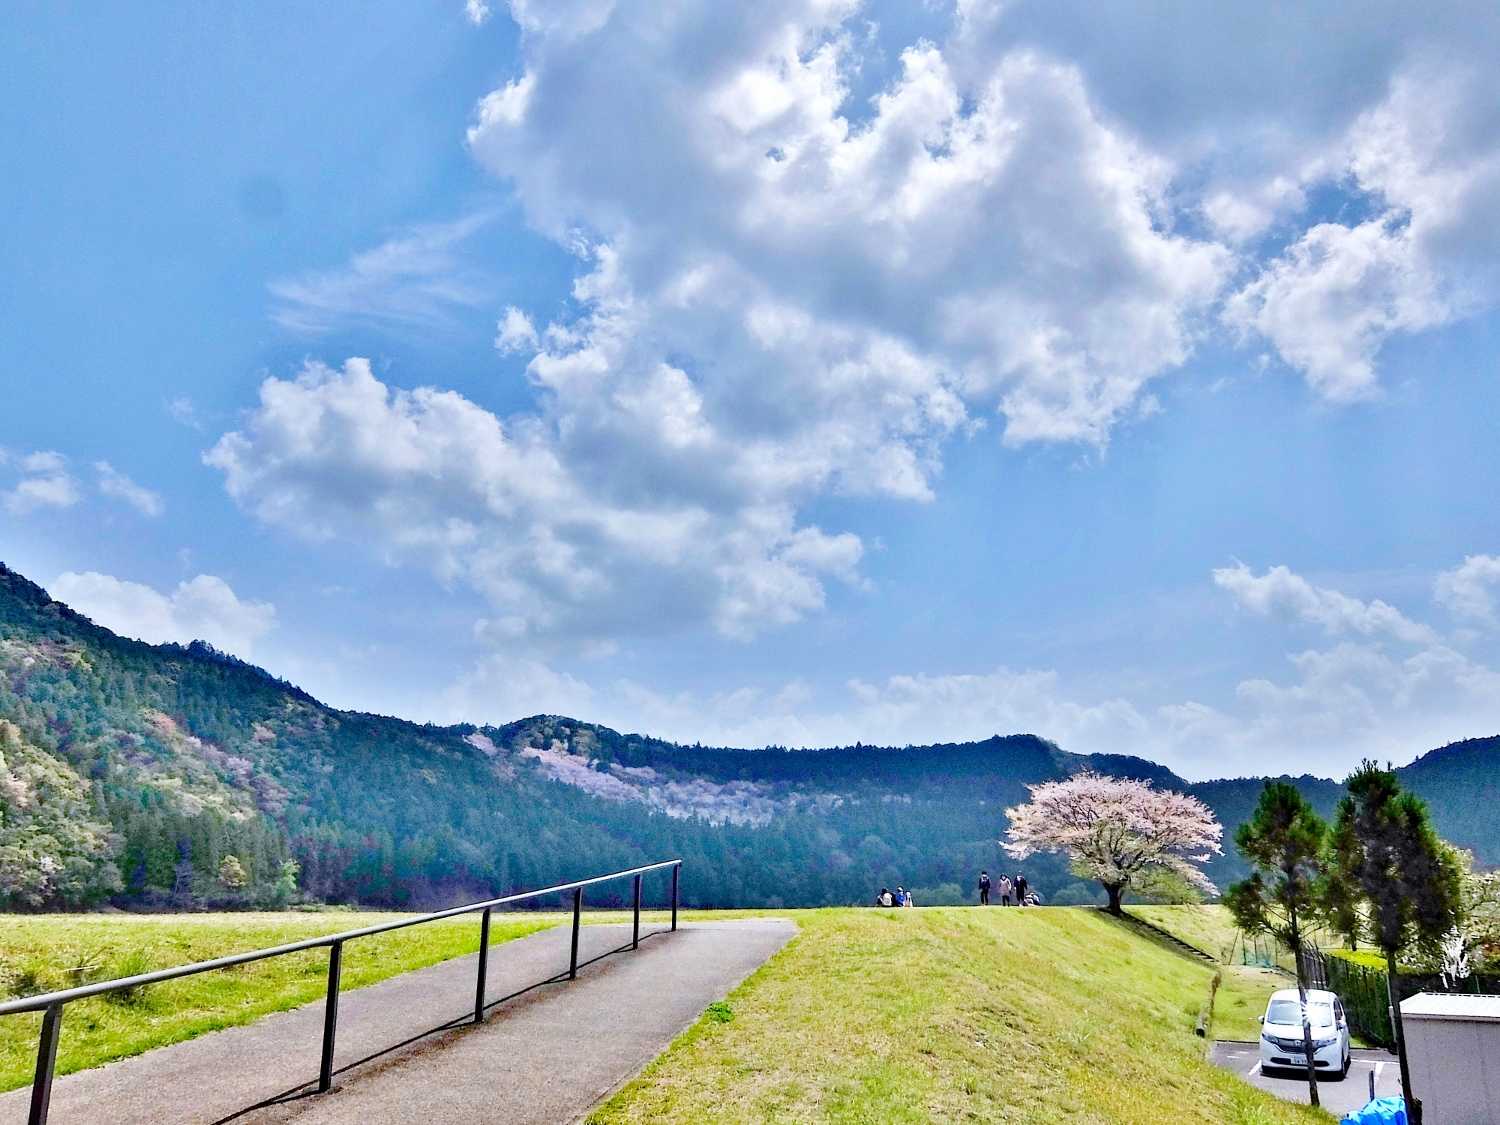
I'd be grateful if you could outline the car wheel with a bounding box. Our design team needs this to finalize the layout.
[1337,1050,1350,1081]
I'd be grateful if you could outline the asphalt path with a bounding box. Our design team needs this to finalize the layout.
[1,919,794,1125]
[1210,1040,1403,1117]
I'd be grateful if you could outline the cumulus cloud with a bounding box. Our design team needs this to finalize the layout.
[464,0,490,27]
[269,213,496,333]
[204,357,862,641]
[95,462,164,517]
[50,572,276,659]
[3,451,80,515]
[1227,66,1500,397]
[471,11,1227,448]
[1212,562,1436,645]
[1436,554,1500,624]
[215,3,1500,649]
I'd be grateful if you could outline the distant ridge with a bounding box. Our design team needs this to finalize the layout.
[2,560,1496,913]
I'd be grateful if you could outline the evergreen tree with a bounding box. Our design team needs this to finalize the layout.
[1328,762,1463,1125]
[1225,781,1333,1105]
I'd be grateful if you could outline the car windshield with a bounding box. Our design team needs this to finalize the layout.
[1267,999,1333,1024]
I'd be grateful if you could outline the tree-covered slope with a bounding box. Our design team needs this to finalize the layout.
[3,561,1496,913]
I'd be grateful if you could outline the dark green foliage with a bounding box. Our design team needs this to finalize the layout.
[1329,762,1464,1124]
[1226,781,1330,947]
[1226,780,1331,1104]
[1329,763,1463,960]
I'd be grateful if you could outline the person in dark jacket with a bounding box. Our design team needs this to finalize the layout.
[1014,873,1029,905]
[978,870,991,906]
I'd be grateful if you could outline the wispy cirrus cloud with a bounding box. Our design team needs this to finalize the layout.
[268,211,497,334]
[95,461,164,517]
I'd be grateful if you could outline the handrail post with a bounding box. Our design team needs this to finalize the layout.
[671,864,679,931]
[318,941,343,1093]
[633,874,642,949]
[569,888,582,979]
[474,907,492,1023]
[28,1002,63,1125]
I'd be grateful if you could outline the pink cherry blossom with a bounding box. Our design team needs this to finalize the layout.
[1003,771,1223,912]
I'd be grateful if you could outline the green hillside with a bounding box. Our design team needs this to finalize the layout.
[3,561,1497,914]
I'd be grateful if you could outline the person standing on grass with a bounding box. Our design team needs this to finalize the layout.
[1015,873,1028,905]
[998,874,1014,906]
[978,870,991,905]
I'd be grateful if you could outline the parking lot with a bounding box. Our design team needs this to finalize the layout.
[1209,1041,1403,1117]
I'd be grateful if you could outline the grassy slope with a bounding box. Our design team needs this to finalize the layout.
[593,907,1329,1124]
[0,911,556,1091]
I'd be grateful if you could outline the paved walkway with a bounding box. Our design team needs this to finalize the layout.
[1209,1041,1402,1117]
[2,919,794,1125]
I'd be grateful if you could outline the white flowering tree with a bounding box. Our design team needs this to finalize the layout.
[1003,772,1223,914]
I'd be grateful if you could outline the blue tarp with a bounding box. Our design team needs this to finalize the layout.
[1340,1096,1407,1125]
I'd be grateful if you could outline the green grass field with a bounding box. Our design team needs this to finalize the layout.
[3,905,1324,1120]
[591,907,1329,1123]
[0,910,557,1092]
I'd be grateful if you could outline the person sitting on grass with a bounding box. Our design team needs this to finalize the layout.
[876,887,895,907]
[895,886,908,906]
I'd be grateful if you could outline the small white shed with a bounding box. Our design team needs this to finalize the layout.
[1400,992,1500,1124]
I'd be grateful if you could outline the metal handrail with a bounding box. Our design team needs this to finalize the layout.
[6,858,683,1125]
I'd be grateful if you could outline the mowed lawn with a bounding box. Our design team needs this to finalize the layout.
[592,907,1331,1124]
[0,910,557,1091]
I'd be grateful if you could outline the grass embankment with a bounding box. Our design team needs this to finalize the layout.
[593,907,1330,1124]
[0,910,556,1091]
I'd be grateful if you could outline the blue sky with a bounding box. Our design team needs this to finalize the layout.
[4,1,1500,780]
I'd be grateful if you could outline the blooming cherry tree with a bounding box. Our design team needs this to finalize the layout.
[1003,772,1223,914]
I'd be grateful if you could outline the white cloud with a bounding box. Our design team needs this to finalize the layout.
[2,451,80,515]
[1212,562,1436,646]
[95,461,164,517]
[464,0,490,27]
[494,305,538,353]
[472,15,1228,448]
[204,357,862,641]
[166,396,203,430]
[1436,555,1500,625]
[269,213,496,333]
[442,654,595,722]
[217,4,1500,650]
[1226,66,1500,397]
[49,571,276,659]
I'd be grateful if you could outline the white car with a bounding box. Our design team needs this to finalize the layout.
[1258,988,1351,1079]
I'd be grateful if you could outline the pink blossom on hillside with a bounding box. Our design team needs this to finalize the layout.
[1003,772,1222,913]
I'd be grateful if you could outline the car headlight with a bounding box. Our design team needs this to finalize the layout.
[1313,1036,1337,1048]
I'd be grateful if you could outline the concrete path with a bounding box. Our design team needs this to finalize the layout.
[1209,1041,1402,1117]
[2,919,794,1125]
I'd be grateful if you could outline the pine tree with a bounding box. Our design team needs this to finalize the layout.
[1329,762,1463,1125]
[1225,781,1333,1105]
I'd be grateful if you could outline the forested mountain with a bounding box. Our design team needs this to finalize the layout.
[3,561,1497,913]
